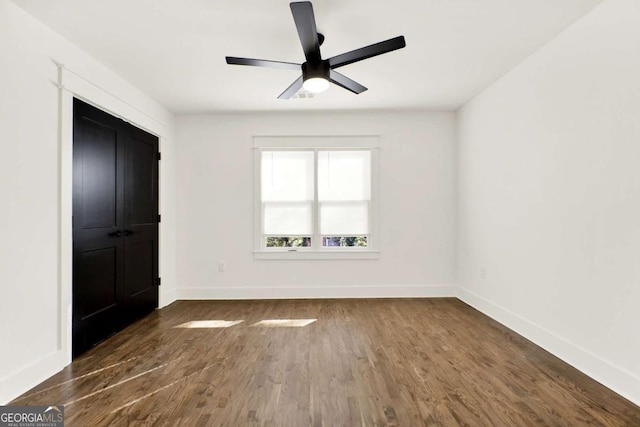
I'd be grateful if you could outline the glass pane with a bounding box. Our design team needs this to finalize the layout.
[262,151,314,202]
[322,237,368,247]
[318,151,371,202]
[266,237,312,248]
[319,201,369,235]
[264,202,312,235]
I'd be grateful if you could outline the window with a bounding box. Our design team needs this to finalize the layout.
[254,136,379,259]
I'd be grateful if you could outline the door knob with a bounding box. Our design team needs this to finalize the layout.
[108,230,122,237]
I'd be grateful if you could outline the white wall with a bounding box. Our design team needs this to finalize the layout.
[176,111,456,299]
[0,0,177,404]
[457,0,640,405]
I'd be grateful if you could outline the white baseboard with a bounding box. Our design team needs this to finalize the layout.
[176,284,457,300]
[458,287,640,406]
[0,350,67,405]
[159,288,177,308]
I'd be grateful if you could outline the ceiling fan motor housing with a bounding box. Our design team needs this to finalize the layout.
[302,60,330,82]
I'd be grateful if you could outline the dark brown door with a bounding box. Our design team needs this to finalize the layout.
[123,126,159,322]
[72,98,158,358]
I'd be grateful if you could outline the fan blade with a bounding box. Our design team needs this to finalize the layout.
[290,2,321,62]
[328,36,406,69]
[329,70,367,94]
[278,76,304,99]
[226,57,301,70]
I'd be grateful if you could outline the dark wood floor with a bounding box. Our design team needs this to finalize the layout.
[12,299,640,426]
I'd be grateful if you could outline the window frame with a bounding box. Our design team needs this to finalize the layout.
[253,136,380,260]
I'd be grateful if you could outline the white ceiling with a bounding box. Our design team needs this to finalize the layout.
[12,0,602,113]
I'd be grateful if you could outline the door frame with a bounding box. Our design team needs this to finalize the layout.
[57,64,169,366]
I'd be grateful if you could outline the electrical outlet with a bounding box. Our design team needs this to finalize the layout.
[480,268,487,279]
[218,262,226,272]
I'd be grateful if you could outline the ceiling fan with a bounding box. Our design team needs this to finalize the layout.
[225,1,406,99]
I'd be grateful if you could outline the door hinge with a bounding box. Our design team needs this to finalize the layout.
[157,152,161,160]
[157,277,161,286]
[157,214,161,223]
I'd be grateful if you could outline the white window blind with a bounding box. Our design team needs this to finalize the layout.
[261,151,314,235]
[318,151,371,235]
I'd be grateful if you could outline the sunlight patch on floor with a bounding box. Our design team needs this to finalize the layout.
[15,356,141,401]
[63,361,175,406]
[250,319,317,327]
[109,363,219,413]
[173,320,244,329]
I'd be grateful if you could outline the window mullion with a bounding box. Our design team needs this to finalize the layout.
[313,149,320,250]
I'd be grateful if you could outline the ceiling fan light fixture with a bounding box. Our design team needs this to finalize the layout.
[303,76,330,93]
[301,60,330,93]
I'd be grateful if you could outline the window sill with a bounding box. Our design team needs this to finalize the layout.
[253,251,380,260]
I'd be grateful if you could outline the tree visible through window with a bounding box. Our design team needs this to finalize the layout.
[266,237,311,247]
[322,236,367,247]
